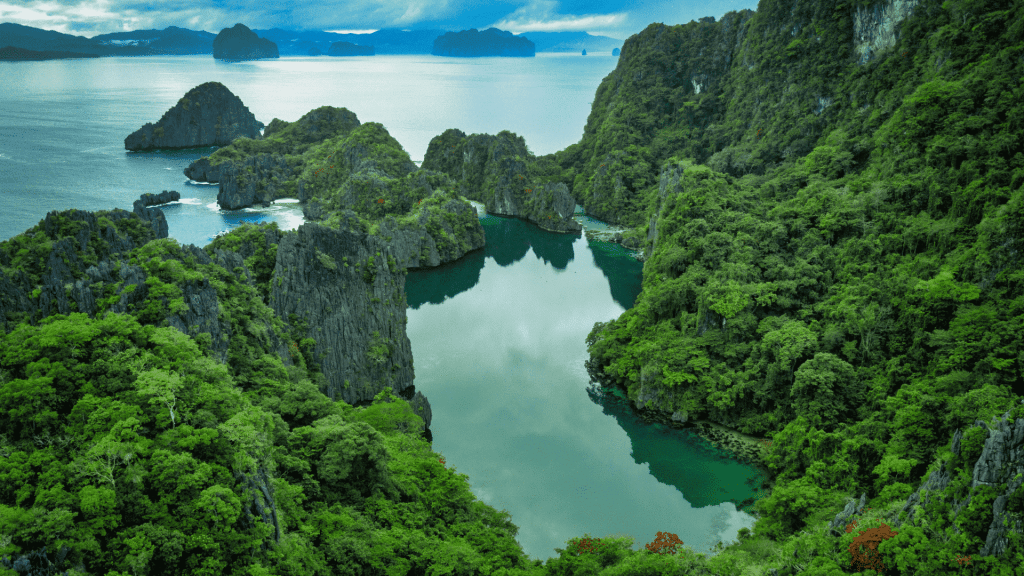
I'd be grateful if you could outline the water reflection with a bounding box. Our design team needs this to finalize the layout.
[405,213,763,561]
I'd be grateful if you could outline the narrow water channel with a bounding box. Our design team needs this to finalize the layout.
[405,210,768,562]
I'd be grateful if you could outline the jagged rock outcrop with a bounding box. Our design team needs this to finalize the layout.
[185,106,362,187]
[328,41,374,56]
[422,128,581,233]
[892,400,1024,558]
[132,190,179,237]
[0,207,293,367]
[376,193,486,270]
[125,82,264,151]
[0,208,160,327]
[828,492,868,536]
[853,0,920,64]
[184,156,225,182]
[644,158,692,259]
[234,466,281,551]
[213,23,278,60]
[268,221,430,429]
[217,153,293,210]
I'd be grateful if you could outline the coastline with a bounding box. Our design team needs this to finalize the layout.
[626,401,776,513]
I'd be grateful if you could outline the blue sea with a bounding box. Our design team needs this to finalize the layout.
[0,53,619,245]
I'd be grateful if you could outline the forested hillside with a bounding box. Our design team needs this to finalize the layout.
[578,0,1024,572]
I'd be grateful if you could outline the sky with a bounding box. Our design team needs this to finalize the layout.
[0,0,760,40]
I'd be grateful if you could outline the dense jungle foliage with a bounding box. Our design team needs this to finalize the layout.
[579,0,1024,573]
[2,0,1024,574]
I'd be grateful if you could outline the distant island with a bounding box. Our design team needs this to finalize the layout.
[0,23,622,57]
[0,45,98,60]
[582,49,586,55]
[213,23,278,60]
[90,25,215,55]
[612,47,620,56]
[328,41,374,56]
[514,31,623,53]
[432,28,534,57]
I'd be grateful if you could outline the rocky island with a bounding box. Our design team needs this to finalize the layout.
[431,27,535,57]
[183,105,485,270]
[327,41,374,56]
[212,23,279,60]
[125,81,265,151]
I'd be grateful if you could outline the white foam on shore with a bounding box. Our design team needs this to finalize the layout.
[177,198,202,205]
[206,201,221,211]
[188,180,218,186]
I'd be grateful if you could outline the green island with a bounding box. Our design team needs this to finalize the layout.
[1,0,1023,574]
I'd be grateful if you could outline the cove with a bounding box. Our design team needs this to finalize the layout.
[404,211,770,562]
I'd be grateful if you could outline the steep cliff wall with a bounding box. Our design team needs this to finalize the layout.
[268,221,430,427]
[551,0,932,227]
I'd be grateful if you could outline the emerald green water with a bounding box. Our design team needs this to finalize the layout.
[405,214,767,562]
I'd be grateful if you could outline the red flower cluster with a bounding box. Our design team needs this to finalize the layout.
[289,342,300,359]
[645,531,684,555]
[955,554,972,566]
[377,198,384,204]
[567,536,612,556]
[848,523,898,573]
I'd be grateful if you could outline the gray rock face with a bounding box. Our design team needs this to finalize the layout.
[133,190,179,238]
[125,81,264,151]
[828,492,868,536]
[644,159,690,259]
[233,466,280,551]
[268,222,425,427]
[185,157,225,182]
[217,153,293,210]
[893,400,1024,559]
[422,128,581,233]
[0,208,160,326]
[376,193,486,270]
[213,23,279,60]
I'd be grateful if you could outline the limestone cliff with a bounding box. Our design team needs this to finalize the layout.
[186,106,485,271]
[213,23,279,60]
[132,189,179,238]
[422,128,581,234]
[267,221,431,428]
[0,204,289,366]
[826,400,1024,560]
[549,0,926,227]
[125,82,264,151]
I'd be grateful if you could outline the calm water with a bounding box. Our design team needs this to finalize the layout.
[1,53,618,244]
[1,53,767,562]
[406,215,764,561]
